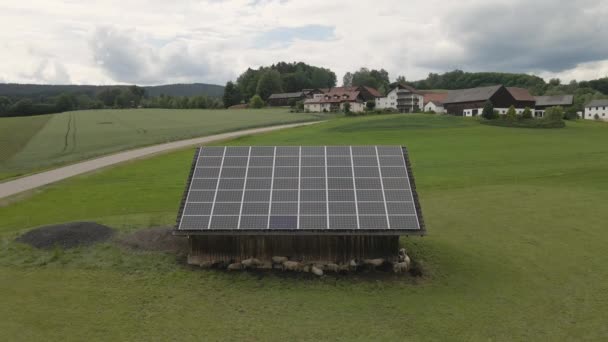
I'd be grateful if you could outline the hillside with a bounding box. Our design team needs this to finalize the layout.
[0,83,224,98]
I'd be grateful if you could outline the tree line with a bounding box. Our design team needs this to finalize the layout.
[0,85,223,117]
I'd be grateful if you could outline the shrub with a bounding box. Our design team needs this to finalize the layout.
[544,106,565,123]
[521,107,533,119]
[505,105,517,121]
[481,100,496,119]
[564,107,578,120]
[366,101,376,111]
[249,95,265,109]
[594,114,600,120]
[294,100,304,112]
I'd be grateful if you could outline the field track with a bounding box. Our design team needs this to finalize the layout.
[0,121,320,199]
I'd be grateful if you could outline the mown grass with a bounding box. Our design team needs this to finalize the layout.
[1,114,608,340]
[0,108,321,181]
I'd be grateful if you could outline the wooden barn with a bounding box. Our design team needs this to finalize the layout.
[444,85,525,116]
[174,146,425,266]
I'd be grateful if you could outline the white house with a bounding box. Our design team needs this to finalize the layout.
[584,100,608,121]
[376,84,424,113]
[304,86,380,113]
[423,101,445,113]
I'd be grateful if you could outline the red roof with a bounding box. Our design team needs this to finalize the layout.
[304,89,363,104]
[507,87,535,102]
[362,86,382,98]
[423,92,448,105]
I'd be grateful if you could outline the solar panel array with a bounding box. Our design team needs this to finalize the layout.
[176,146,423,233]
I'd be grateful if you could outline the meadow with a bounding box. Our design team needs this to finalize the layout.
[1,114,607,340]
[0,108,321,180]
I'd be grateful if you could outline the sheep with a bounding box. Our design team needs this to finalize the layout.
[311,265,324,277]
[349,259,359,272]
[363,258,385,270]
[338,264,350,274]
[282,261,303,272]
[199,260,213,269]
[393,261,409,274]
[324,263,340,273]
[241,258,262,269]
[272,256,289,264]
[227,262,243,271]
[302,264,311,273]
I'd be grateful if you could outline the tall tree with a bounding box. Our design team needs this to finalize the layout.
[222,81,242,108]
[395,75,407,84]
[343,72,353,87]
[256,69,283,100]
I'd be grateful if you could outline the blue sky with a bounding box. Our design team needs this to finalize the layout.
[0,0,607,85]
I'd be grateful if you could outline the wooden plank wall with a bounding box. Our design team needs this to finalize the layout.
[189,235,399,264]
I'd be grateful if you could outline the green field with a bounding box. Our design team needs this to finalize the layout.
[1,114,608,340]
[0,108,321,180]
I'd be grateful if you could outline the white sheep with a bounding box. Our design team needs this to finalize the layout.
[311,265,324,277]
[272,256,289,264]
[302,264,311,273]
[338,264,350,273]
[325,263,339,273]
[349,259,359,271]
[227,262,243,271]
[363,258,385,270]
[393,261,409,274]
[241,258,262,269]
[282,260,303,272]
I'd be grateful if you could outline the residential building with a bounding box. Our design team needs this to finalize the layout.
[267,89,323,106]
[443,85,533,117]
[376,84,424,113]
[534,95,574,118]
[422,92,448,113]
[303,86,381,113]
[584,100,608,121]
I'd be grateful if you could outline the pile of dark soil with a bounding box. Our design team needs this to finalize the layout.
[117,227,188,254]
[16,222,114,249]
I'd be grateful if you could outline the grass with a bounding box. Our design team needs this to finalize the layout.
[1,114,608,340]
[0,108,321,181]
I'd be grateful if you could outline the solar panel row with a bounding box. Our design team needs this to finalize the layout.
[177,146,422,232]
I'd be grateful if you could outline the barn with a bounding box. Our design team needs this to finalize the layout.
[444,85,526,116]
[173,146,425,266]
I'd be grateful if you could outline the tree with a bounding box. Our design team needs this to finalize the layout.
[481,100,496,119]
[222,81,242,108]
[544,106,565,122]
[349,68,390,93]
[55,93,76,112]
[343,72,353,87]
[564,107,579,120]
[343,102,351,114]
[521,107,533,119]
[0,96,10,115]
[366,101,376,111]
[249,95,265,109]
[256,70,283,100]
[395,75,407,84]
[505,105,517,120]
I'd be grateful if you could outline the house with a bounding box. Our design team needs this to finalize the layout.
[175,145,425,266]
[422,92,448,113]
[584,100,608,121]
[507,87,536,110]
[376,84,424,113]
[267,91,307,107]
[533,95,574,117]
[443,85,532,117]
[303,86,381,113]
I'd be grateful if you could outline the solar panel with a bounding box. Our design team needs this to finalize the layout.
[175,146,425,235]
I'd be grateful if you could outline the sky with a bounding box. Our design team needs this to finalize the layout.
[1,0,607,86]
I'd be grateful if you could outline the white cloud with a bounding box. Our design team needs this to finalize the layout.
[0,0,607,85]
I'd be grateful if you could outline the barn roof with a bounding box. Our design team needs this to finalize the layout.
[535,95,574,107]
[585,99,608,108]
[174,146,425,236]
[268,92,305,100]
[443,85,503,104]
[423,92,448,105]
[507,87,535,102]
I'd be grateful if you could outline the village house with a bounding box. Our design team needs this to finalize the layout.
[303,86,381,113]
[534,95,574,118]
[584,100,608,121]
[376,84,424,113]
[422,92,448,113]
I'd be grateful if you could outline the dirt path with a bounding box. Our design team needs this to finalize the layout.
[0,121,320,199]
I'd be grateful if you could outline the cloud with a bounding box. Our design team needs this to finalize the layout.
[421,0,608,73]
[255,25,335,48]
[1,0,608,85]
